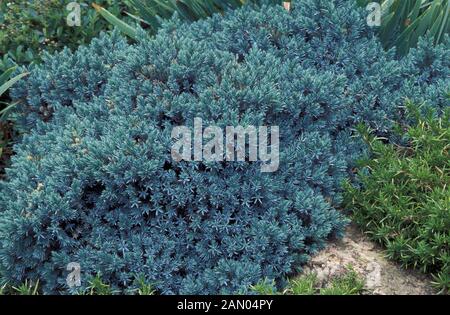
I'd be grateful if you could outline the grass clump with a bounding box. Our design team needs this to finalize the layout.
[77,274,156,295]
[344,102,450,294]
[251,266,366,295]
[0,280,40,295]
[284,273,318,295]
[319,270,365,295]
[249,279,279,295]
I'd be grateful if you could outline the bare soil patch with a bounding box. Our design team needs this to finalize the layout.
[302,224,435,295]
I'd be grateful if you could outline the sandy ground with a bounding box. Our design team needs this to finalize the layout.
[302,224,435,295]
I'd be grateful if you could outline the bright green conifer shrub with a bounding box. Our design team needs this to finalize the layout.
[344,102,450,293]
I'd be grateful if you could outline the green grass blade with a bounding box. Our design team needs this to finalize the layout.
[428,9,444,41]
[436,0,450,43]
[0,100,20,121]
[0,67,17,85]
[92,3,138,39]
[128,0,164,30]
[0,72,28,98]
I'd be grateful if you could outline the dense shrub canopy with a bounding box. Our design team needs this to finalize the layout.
[1,0,449,294]
[344,104,450,293]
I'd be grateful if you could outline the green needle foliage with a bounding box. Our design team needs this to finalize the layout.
[344,101,450,294]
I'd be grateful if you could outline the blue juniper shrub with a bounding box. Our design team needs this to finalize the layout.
[1,0,449,294]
